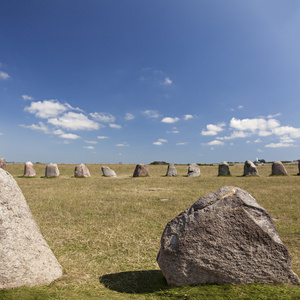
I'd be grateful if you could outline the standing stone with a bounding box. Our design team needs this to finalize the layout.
[0,158,6,170]
[45,163,60,178]
[243,160,258,176]
[133,163,149,177]
[0,168,63,289]
[187,163,200,177]
[166,163,177,177]
[74,163,91,178]
[157,186,300,286]
[101,166,117,177]
[298,159,300,175]
[271,161,288,176]
[218,161,230,176]
[23,161,36,177]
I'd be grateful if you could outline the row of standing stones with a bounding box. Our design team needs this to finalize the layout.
[0,159,298,177]
[0,167,299,289]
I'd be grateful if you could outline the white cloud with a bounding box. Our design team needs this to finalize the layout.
[116,142,130,147]
[143,110,160,118]
[153,138,168,146]
[280,135,294,143]
[161,77,172,85]
[272,126,300,138]
[48,112,100,130]
[183,114,193,120]
[258,130,272,136]
[207,140,225,146]
[90,112,115,123]
[20,122,49,133]
[257,149,264,152]
[238,105,244,109]
[267,113,281,119]
[176,142,187,145]
[84,146,95,150]
[85,140,98,144]
[254,139,262,143]
[201,123,226,136]
[59,133,81,139]
[161,117,180,123]
[219,131,251,140]
[53,129,65,135]
[0,71,10,80]
[125,113,135,121]
[229,117,280,132]
[22,95,34,101]
[109,123,122,129]
[265,143,294,148]
[97,136,109,139]
[24,100,69,118]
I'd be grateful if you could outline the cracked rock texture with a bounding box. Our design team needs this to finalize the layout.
[0,168,63,289]
[157,186,299,286]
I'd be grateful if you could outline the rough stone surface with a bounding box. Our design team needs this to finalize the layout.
[133,163,149,177]
[101,166,117,177]
[74,163,91,177]
[0,168,63,289]
[271,161,288,176]
[23,161,36,177]
[187,163,200,177]
[0,158,6,170]
[218,161,230,176]
[157,186,300,286]
[45,163,60,178]
[243,160,258,176]
[166,163,177,177]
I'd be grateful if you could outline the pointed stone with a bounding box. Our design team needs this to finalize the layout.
[218,161,230,176]
[45,163,60,178]
[23,161,36,177]
[243,160,258,176]
[74,163,91,177]
[271,161,288,176]
[166,163,177,177]
[101,166,117,177]
[133,163,149,177]
[187,163,200,177]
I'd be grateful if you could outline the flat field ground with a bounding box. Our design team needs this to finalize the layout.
[1,163,300,299]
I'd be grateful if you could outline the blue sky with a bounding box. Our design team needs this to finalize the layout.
[1,0,300,164]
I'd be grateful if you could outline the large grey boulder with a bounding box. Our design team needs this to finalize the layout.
[166,163,177,177]
[0,158,6,170]
[271,161,288,176]
[0,168,63,289]
[218,161,230,176]
[45,163,59,178]
[133,163,149,177]
[157,186,299,286]
[23,161,36,177]
[102,166,117,177]
[74,163,91,177]
[187,163,200,177]
[243,160,258,176]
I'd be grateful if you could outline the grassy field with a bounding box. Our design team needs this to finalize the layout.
[1,162,299,299]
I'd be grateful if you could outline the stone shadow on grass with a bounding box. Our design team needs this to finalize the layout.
[99,270,168,294]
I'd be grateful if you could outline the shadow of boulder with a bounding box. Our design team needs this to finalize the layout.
[99,270,168,294]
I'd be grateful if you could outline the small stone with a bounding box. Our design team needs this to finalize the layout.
[101,166,117,177]
[74,164,91,177]
[133,163,149,177]
[23,161,36,177]
[271,161,288,176]
[218,161,230,176]
[45,163,60,178]
[0,158,6,170]
[166,163,177,177]
[243,160,258,176]
[187,163,200,177]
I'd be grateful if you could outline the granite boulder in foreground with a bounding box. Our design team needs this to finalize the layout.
[0,168,63,289]
[157,186,299,286]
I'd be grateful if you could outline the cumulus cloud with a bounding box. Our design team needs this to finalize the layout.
[183,114,193,120]
[109,123,122,129]
[229,117,280,132]
[207,140,225,146]
[201,123,226,136]
[265,143,294,148]
[97,136,109,139]
[218,131,251,140]
[125,113,135,121]
[161,77,172,85]
[22,95,34,101]
[90,112,115,123]
[24,100,70,118]
[0,71,10,80]
[161,117,180,123]
[59,133,81,139]
[143,110,160,118]
[83,146,95,150]
[48,112,100,130]
[254,139,262,143]
[153,138,168,146]
[20,122,49,133]
[116,142,130,147]
[53,129,65,135]
[272,126,300,138]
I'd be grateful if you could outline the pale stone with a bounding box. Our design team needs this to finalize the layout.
[157,186,300,286]
[0,168,63,289]
[166,163,177,177]
[243,160,258,176]
[271,161,288,176]
[74,163,91,177]
[45,163,59,178]
[133,163,149,177]
[218,161,230,176]
[101,166,117,177]
[0,158,6,170]
[187,163,200,177]
[23,161,36,177]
